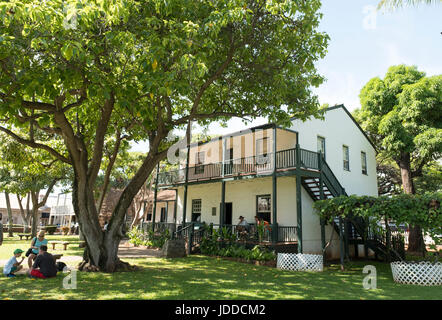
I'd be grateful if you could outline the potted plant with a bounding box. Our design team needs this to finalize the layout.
[61,226,70,235]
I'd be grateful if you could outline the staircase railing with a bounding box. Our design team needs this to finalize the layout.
[320,157,346,197]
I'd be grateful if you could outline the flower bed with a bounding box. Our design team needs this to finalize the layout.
[390,261,441,286]
[277,253,323,272]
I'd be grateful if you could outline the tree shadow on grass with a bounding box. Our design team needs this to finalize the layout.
[1,256,440,300]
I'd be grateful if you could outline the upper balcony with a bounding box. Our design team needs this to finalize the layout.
[156,124,346,198]
[158,147,321,186]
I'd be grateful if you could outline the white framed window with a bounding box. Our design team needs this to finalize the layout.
[317,136,326,159]
[343,145,350,171]
[256,137,270,165]
[195,151,205,174]
[361,151,367,175]
[191,199,202,222]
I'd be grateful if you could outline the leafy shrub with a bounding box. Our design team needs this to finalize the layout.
[200,231,275,262]
[128,227,171,248]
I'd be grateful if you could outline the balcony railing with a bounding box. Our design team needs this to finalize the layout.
[138,222,298,243]
[157,147,324,187]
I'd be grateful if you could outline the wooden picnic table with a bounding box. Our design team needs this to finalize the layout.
[18,233,32,240]
[48,241,70,251]
[52,253,63,261]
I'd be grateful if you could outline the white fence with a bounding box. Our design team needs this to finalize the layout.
[277,253,323,272]
[391,261,441,286]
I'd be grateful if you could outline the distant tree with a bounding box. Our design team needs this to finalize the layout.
[0,133,68,237]
[4,192,13,236]
[357,65,442,253]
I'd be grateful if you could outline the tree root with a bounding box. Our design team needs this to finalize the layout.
[77,260,100,272]
[77,259,139,272]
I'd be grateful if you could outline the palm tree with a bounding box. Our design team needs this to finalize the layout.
[378,0,441,10]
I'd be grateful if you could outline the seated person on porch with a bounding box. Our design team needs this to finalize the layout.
[237,216,250,233]
[28,245,58,279]
[26,230,48,269]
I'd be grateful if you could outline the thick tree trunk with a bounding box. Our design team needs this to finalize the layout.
[73,153,160,272]
[398,153,425,254]
[31,208,38,238]
[5,192,13,237]
[73,174,132,272]
[23,216,30,233]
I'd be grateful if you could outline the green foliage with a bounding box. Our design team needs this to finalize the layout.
[128,226,171,248]
[200,230,275,262]
[44,225,57,235]
[356,65,442,196]
[0,132,69,196]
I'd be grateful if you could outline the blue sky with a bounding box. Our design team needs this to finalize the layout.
[130,0,442,152]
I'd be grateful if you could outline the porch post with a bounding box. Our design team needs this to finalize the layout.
[182,142,191,227]
[272,125,278,243]
[295,143,302,253]
[220,181,226,228]
[152,163,160,232]
[339,217,345,271]
[318,153,326,259]
[173,189,178,224]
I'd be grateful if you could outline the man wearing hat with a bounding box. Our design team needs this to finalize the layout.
[3,248,24,277]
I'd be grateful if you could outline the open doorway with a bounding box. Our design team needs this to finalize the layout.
[220,202,232,225]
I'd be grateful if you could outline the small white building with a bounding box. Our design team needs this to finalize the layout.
[155,105,378,259]
[48,193,76,227]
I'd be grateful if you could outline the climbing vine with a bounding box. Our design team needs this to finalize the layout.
[313,192,442,254]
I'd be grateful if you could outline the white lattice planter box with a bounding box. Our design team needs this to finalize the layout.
[391,261,442,286]
[277,253,323,272]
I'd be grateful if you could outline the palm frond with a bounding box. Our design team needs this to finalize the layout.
[378,0,442,10]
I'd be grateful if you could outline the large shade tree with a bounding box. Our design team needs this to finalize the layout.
[0,0,329,272]
[356,65,442,253]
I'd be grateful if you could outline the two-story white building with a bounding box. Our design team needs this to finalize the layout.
[152,105,378,259]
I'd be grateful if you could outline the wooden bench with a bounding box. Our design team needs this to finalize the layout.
[48,241,70,251]
[18,233,32,240]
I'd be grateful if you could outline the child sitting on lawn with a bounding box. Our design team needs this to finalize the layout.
[3,249,25,277]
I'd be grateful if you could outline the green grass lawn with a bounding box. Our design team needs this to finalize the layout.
[0,235,441,300]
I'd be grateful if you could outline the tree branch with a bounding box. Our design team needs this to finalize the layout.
[87,94,115,186]
[0,126,71,164]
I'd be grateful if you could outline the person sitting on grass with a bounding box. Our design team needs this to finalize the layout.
[3,249,25,277]
[28,245,57,279]
[26,230,48,269]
